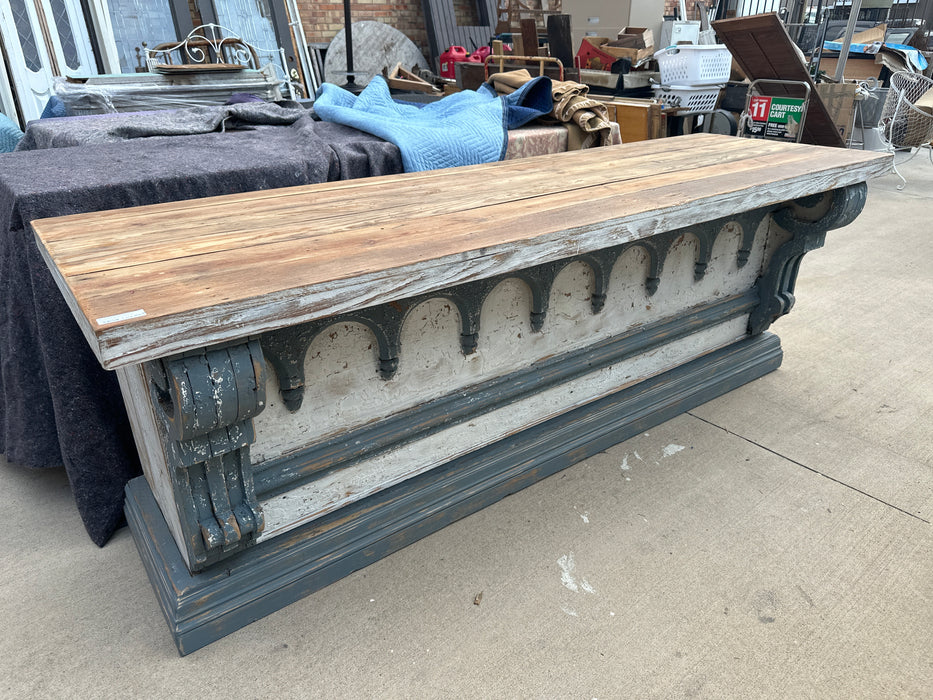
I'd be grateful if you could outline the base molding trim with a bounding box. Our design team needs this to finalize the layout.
[126,332,783,655]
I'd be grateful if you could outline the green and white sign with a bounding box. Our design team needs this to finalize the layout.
[745,95,806,140]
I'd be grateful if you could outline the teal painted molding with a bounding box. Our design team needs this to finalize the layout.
[126,332,783,655]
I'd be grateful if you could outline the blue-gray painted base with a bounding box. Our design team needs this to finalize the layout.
[125,332,783,655]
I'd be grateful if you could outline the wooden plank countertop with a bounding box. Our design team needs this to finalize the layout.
[32,133,891,370]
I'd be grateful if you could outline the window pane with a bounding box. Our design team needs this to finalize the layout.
[213,0,280,67]
[9,0,42,72]
[106,0,177,73]
[49,0,81,70]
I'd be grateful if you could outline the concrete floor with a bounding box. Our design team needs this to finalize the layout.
[1,153,931,698]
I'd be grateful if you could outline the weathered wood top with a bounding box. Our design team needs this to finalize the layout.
[33,133,890,369]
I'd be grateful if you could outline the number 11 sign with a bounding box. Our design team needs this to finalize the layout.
[744,94,805,141]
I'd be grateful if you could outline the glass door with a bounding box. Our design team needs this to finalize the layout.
[103,0,181,73]
[40,0,98,76]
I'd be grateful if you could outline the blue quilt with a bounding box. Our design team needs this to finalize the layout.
[313,75,552,172]
[0,112,23,153]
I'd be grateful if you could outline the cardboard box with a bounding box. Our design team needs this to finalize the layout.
[601,44,655,63]
[849,23,886,45]
[817,54,883,81]
[915,85,933,117]
[815,82,858,142]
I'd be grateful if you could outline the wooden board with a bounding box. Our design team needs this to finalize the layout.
[32,134,890,370]
[711,13,847,148]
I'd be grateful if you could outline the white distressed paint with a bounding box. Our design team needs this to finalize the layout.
[580,511,590,524]
[115,364,190,568]
[558,554,579,593]
[258,317,748,540]
[662,444,687,458]
[251,222,766,465]
[620,456,631,471]
[560,604,579,617]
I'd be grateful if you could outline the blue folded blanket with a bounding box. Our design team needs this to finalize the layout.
[313,75,552,172]
[0,112,23,153]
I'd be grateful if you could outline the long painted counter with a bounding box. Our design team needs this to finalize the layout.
[32,133,890,653]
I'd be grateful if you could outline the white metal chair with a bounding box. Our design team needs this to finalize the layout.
[878,71,933,189]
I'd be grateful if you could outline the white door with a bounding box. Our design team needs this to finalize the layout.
[0,0,56,123]
[0,0,97,124]
[0,41,22,126]
[39,0,99,76]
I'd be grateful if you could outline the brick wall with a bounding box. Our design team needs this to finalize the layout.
[662,0,711,19]
[295,1,430,57]
[453,0,480,26]
[187,0,203,27]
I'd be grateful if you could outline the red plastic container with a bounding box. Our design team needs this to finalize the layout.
[440,46,471,78]
[574,38,619,71]
[470,46,492,63]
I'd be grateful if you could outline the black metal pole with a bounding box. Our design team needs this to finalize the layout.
[341,0,363,93]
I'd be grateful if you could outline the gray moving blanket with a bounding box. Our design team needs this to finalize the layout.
[15,102,311,150]
[0,113,402,545]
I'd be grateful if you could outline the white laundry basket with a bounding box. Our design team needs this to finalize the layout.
[655,45,732,86]
[652,84,723,114]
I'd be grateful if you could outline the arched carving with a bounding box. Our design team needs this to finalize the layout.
[257,207,811,413]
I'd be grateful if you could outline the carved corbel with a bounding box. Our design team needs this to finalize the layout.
[146,339,267,570]
[730,209,770,267]
[578,248,622,313]
[749,183,868,336]
[637,230,680,295]
[442,281,496,355]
